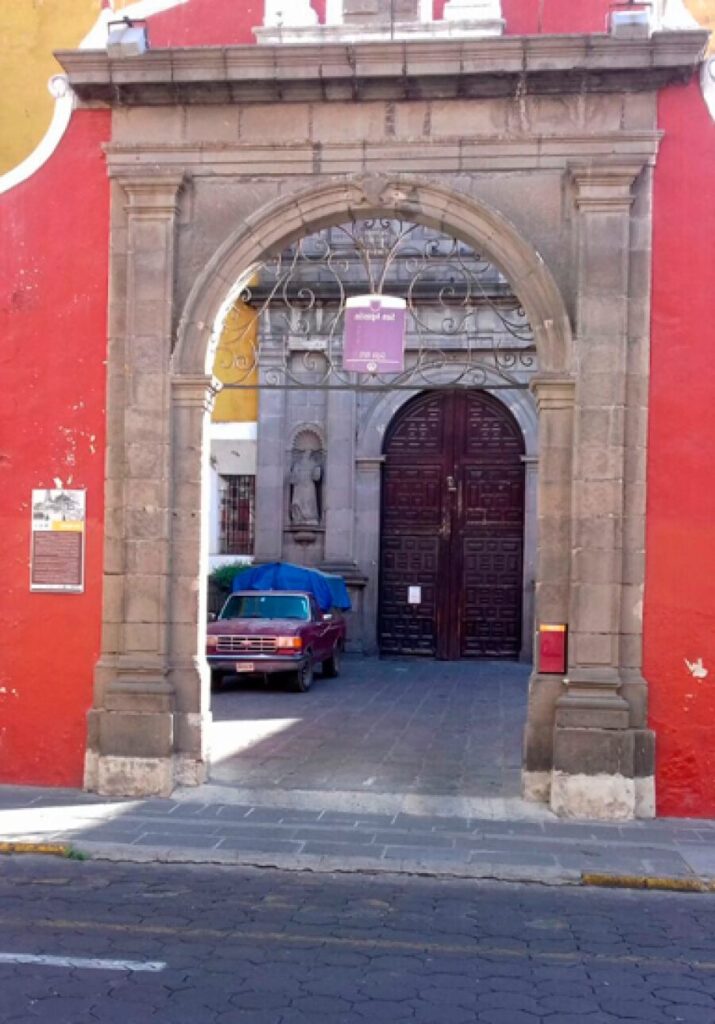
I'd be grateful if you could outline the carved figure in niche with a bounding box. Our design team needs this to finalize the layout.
[289,447,323,526]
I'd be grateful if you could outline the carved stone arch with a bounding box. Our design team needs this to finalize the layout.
[356,384,538,461]
[172,177,573,380]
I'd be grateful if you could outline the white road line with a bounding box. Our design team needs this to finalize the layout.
[0,953,166,972]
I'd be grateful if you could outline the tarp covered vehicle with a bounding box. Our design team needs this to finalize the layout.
[206,564,349,692]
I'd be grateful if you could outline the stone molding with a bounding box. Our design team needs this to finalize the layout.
[104,133,662,180]
[56,31,708,106]
[116,173,185,216]
[171,374,215,411]
[529,375,576,411]
[570,163,643,212]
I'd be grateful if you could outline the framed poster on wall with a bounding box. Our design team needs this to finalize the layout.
[30,489,86,593]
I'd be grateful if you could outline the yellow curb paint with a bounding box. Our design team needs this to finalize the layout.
[0,842,70,857]
[582,873,711,893]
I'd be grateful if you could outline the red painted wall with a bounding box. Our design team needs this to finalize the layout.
[0,111,110,786]
[646,80,715,817]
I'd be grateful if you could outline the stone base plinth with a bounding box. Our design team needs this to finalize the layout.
[84,751,208,798]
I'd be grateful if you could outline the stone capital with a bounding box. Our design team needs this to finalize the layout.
[529,374,576,412]
[171,373,216,410]
[569,163,644,213]
[117,174,185,218]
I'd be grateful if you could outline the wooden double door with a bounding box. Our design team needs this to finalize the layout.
[379,390,525,660]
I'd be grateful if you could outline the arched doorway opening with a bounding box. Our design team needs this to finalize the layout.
[87,177,579,808]
[379,390,525,660]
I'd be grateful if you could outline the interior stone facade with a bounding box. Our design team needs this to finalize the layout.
[57,29,707,818]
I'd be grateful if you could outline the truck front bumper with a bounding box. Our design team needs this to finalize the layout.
[207,654,306,676]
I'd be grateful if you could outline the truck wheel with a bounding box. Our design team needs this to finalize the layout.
[322,643,342,678]
[292,659,313,693]
[211,671,226,692]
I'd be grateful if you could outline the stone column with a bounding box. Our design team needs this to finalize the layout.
[85,174,184,798]
[550,164,653,820]
[169,374,215,787]
[522,376,575,804]
[354,456,384,654]
[253,352,287,562]
[323,387,357,571]
[520,454,539,663]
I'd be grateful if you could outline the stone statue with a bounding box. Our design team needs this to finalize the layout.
[289,448,323,526]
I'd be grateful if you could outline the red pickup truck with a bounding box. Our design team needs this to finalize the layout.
[206,590,346,692]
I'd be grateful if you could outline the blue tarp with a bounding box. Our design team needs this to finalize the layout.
[232,562,352,613]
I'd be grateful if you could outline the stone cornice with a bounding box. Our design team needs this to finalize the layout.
[56,30,708,106]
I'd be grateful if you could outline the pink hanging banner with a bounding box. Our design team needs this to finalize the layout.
[343,294,407,374]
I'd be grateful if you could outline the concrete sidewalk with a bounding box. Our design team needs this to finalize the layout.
[2,784,715,890]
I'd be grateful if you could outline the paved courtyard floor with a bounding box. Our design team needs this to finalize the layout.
[207,657,530,808]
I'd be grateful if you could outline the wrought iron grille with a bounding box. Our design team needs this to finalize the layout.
[213,219,536,392]
[219,475,255,555]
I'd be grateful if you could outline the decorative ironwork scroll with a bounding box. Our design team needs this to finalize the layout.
[212,219,536,391]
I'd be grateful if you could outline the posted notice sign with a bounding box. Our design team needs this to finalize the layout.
[30,489,86,593]
[343,294,407,374]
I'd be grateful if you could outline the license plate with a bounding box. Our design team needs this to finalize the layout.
[235,662,255,672]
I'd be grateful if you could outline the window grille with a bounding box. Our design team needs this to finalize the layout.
[220,475,255,555]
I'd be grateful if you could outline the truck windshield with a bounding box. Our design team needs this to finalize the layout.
[220,594,311,621]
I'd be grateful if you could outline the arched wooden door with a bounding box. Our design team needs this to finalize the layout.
[379,390,525,660]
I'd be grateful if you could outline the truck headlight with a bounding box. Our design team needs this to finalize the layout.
[276,637,303,651]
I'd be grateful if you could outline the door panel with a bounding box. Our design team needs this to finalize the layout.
[379,390,525,660]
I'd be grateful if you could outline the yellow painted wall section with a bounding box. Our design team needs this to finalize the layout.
[0,0,134,174]
[685,0,715,52]
[211,301,259,423]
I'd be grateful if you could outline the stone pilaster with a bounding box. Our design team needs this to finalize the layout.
[354,455,385,654]
[551,164,653,820]
[253,352,287,562]
[522,375,575,805]
[85,174,184,798]
[323,387,357,570]
[169,374,215,787]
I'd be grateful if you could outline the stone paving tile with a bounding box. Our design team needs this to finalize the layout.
[316,811,396,827]
[301,841,385,857]
[467,849,558,867]
[130,832,223,849]
[216,838,305,855]
[381,846,470,863]
[115,798,181,815]
[291,828,378,846]
[243,809,324,825]
[208,823,302,841]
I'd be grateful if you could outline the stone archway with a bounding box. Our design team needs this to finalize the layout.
[174,178,573,378]
[85,170,653,821]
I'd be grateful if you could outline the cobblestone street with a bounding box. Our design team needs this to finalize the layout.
[2,857,715,1024]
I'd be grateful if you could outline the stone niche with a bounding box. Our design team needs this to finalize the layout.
[285,426,325,560]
